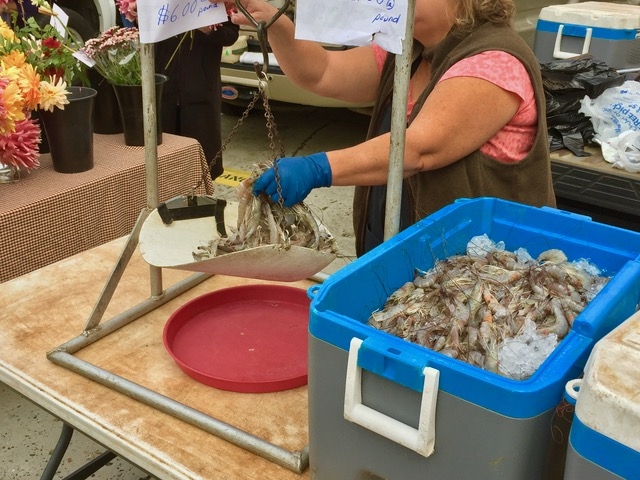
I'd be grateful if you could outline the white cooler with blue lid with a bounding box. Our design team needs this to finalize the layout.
[563,310,640,480]
[534,2,640,70]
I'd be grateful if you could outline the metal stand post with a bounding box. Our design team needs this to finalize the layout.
[384,0,416,241]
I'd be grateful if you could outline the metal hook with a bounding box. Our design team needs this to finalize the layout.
[234,0,291,79]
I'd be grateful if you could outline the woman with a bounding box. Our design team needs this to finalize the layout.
[216,0,556,256]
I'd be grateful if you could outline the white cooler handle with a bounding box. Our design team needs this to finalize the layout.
[343,337,439,457]
[553,24,593,60]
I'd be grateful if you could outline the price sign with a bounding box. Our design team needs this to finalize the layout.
[137,0,228,43]
[295,0,408,54]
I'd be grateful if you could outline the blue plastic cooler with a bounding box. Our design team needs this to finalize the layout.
[308,197,640,480]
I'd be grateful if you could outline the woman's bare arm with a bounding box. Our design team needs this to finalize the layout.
[327,76,522,185]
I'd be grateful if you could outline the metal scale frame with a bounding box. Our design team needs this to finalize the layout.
[45,0,416,476]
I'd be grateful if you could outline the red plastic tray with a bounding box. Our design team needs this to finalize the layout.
[163,284,310,393]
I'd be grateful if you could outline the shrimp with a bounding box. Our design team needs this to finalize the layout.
[369,304,407,332]
[235,176,256,231]
[385,282,416,306]
[366,239,610,380]
[538,298,569,338]
[291,203,321,249]
[479,319,500,374]
[212,162,337,255]
[537,249,568,264]
[263,202,279,245]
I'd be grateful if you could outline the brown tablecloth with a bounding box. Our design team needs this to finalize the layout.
[0,133,213,283]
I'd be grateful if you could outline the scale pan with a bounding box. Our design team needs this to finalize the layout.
[139,203,337,282]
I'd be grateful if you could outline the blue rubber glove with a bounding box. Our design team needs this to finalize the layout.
[252,152,332,207]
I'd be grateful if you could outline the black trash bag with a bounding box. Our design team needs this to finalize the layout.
[540,55,625,156]
[546,111,595,155]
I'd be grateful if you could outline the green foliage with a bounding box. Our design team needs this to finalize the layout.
[0,14,88,86]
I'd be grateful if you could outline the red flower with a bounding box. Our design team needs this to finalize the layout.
[42,37,62,50]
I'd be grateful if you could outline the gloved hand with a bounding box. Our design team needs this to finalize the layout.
[252,152,332,207]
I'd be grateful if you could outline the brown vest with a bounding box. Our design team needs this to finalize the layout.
[353,22,556,257]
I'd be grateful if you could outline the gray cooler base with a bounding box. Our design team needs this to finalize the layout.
[308,335,556,480]
[563,442,624,480]
[534,30,640,69]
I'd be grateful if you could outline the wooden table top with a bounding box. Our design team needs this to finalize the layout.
[0,236,314,479]
[550,145,640,181]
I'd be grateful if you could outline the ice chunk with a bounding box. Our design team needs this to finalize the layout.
[498,319,559,380]
[573,258,602,276]
[466,234,505,257]
[514,247,534,264]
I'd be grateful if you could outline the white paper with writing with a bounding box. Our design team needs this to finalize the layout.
[294,0,408,54]
[50,4,69,38]
[137,0,228,44]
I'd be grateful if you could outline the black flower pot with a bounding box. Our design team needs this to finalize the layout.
[39,86,97,174]
[31,110,50,154]
[112,74,168,146]
[88,69,123,135]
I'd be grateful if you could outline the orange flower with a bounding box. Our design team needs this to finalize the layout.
[2,51,41,110]
[0,18,14,42]
[0,73,26,135]
[16,61,40,111]
[0,49,25,69]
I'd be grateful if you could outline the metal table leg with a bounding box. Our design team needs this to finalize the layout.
[39,423,117,480]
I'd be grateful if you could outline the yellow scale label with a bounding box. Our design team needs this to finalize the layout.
[215,167,250,187]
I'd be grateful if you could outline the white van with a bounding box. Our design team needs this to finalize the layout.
[219,0,634,114]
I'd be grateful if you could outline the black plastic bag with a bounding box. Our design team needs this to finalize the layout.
[540,55,625,156]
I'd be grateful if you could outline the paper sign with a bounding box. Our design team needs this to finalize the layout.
[137,0,228,44]
[294,0,408,54]
[73,50,95,68]
[50,4,69,38]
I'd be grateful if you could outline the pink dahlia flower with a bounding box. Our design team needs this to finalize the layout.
[0,115,41,171]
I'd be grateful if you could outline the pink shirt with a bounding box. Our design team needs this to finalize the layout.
[372,46,537,163]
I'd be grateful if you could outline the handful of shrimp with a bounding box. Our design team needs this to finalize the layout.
[193,162,337,260]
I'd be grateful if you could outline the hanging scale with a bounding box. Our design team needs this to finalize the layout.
[138,0,337,282]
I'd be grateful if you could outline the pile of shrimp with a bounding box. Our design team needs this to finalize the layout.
[193,162,337,260]
[367,237,610,377]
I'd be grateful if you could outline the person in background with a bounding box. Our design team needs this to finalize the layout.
[118,1,239,180]
[1,0,40,25]
[155,23,239,180]
[211,0,557,256]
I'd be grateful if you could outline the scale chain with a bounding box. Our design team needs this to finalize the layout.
[191,0,289,207]
[261,81,286,208]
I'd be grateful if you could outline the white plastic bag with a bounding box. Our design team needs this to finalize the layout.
[598,130,640,173]
[579,80,640,172]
